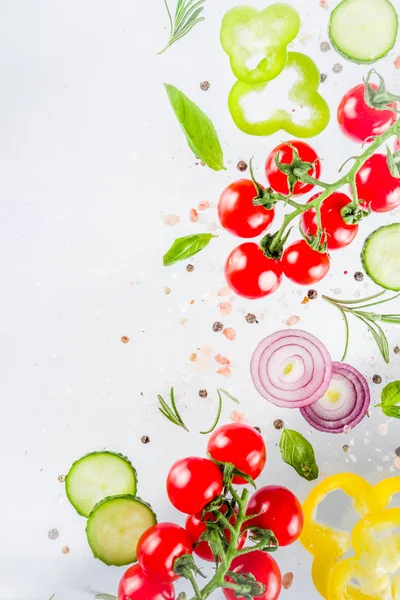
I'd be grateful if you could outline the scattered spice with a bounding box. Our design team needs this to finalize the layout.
[286,315,301,326]
[301,296,309,305]
[320,73,327,83]
[320,41,330,52]
[254,426,261,434]
[395,447,400,457]
[282,572,294,590]
[218,285,232,297]
[342,444,350,453]
[394,346,400,355]
[212,321,224,332]
[219,301,232,316]
[121,336,130,344]
[61,546,70,555]
[217,365,232,377]
[223,327,236,341]
[372,374,382,384]
[198,201,210,211]
[199,389,208,398]
[274,419,284,430]
[215,354,231,365]
[245,313,257,324]
[189,353,198,362]
[163,214,180,226]
[189,208,199,223]
[395,56,400,70]
[186,264,194,272]
[200,80,210,91]
[333,63,343,73]
[141,435,150,444]
[58,474,66,483]
[354,271,364,282]
[319,0,329,7]
[48,529,59,540]
[307,289,318,300]
[237,160,248,172]
[163,286,171,295]
[230,410,246,423]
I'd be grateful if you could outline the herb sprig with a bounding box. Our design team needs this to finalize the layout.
[323,290,400,363]
[159,0,206,55]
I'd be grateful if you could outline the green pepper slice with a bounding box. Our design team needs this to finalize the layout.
[220,4,301,85]
[228,52,330,138]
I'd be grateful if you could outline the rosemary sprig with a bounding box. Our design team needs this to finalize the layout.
[200,389,240,435]
[323,292,400,363]
[159,0,206,55]
[158,387,189,431]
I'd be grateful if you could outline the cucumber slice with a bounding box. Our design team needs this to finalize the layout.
[329,0,398,64]
[362,224,400,291]
[66,451,137,517]
[86,495,156,566]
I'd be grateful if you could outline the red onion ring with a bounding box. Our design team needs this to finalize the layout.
[250,330,332,408]
[300,362,370,433]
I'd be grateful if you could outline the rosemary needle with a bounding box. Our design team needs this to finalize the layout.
[159,0,206,55]
[158,387,189,431]
[200,388,240,435]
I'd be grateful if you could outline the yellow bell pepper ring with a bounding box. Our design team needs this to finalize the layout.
[228,52,330,138]
[220,3,301,85]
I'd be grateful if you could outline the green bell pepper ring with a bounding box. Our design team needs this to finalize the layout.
[228,52,330,138]
[220,4,301,85]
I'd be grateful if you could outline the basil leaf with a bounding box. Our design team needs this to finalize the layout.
[95,596,117,600]
[164,83,226,171]
[163,233,215,266]
[279,428,319,481]
[376,381,400,419]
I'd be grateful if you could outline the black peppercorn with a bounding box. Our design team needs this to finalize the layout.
[212,322,223,332]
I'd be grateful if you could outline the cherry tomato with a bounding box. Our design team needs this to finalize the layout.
[225,242,283,299]
[355,153,400,213]
[223,550,282,600]
[218,179,275,238]
[265,141,321,196]
[137,522,192,584]
[337,83,397,144]
[118,564,175,600]
[300,192,358,250]
[282,239,330,285]
[207,423,266,484]
[246,486,304,547]
[167,457,223,514]
[185,505,247,562]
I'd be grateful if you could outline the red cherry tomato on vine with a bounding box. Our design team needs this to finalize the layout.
[246,486,304,547]
[300,192,358,250]
[207,423,266,484]
[355,153,400,213]
[225,242,283,299]
[265,140,321,196]
[167,457,223,514]
[218,179,275,238]
[118,564,175,600]
[137,522,192,584]
[337,83,397,144]
[223,551,282,600]
[282,239,330,285]
[185,505,247,562]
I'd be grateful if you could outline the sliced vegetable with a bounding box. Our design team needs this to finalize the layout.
[362,224,400,291]
[279,428,319,481]
[65,451,137,517]
[375,380,400,418]
[163,233,216,266]
[86,495,156,566]
[250,330,332,408]
[220,4,300,84]
[329,0,398,64]
[164,84,225,171]
[228,52,330,138]
[300,362,370,433]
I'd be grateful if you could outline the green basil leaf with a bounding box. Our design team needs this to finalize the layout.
[95,595,117,600]
[382,406,400,419]
[164,83,226,171]
[163,233,215,266]
[380,381,400,407]
[279,428,319,481]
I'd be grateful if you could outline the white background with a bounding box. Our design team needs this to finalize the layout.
[0,0,400,598]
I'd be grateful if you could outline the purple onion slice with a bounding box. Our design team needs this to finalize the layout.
[300,362,370,433]
[250,330,332,408]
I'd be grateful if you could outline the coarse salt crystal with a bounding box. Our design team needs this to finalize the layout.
[214,354,231,365]
[198,201,210,211]
[286,315,301,326]
[163,214,180,226]
[223,327,236,341]
[230,410,246,423]
[189,208,199,223]
[219,301,232,316]
[217,366,232,377]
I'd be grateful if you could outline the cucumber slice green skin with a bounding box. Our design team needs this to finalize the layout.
[329,0,399,64]
[86,495,157,567]
[362,224,400,291]
[66,451,137,518]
